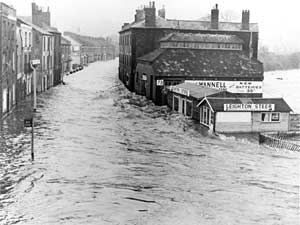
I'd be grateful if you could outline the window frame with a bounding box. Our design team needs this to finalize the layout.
[261,112,281,123]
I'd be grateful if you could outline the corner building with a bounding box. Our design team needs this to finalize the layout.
[119,3,262,95]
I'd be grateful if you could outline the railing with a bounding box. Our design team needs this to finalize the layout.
[259,131,300,151]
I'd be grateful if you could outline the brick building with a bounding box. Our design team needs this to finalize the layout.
[136,33,263,105]
[119,2,261,93]
[0,3,17,118]
[61,36,72,75]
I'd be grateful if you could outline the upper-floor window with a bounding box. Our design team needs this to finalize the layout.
[25,32,28,47]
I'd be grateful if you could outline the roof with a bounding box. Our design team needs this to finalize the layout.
[168,83,231,99]
[138,48,165,62]
[18,17,51,35]
[200,98,292,112]
[160,33,244,44]
[61,36,71,45]
[121,16,259,32]
[138,48,263,79]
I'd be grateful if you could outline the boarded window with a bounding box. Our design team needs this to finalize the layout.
[217,112,251,123]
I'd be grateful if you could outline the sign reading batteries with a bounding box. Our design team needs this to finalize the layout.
[185,80,262,93]
[156,80,164,86]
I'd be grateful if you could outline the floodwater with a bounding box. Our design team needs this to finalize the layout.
[264,69,300,113]
[0,59,299,225]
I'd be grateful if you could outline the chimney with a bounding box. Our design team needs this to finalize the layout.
[122,23,130,29]
[158,6,166,19]
[144,1,156,27]
[241,10,250,30]
[135,8,145,22]
[211,4,219,29]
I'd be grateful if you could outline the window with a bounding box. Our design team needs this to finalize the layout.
[186,100,192,117]
[25,32,27,47]
[181,99,185,114]
[261,113,280,122]
[173,95,179,111]
[200,106,211,127]
[29,32,31,46]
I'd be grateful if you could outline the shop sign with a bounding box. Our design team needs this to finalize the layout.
[169,86,190,96]
[185,80,262,93]
[156,80,164,86]
[142,75,147,81]
[224,104,275,111]
[24,118,33,127]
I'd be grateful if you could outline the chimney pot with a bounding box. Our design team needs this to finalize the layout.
[211,3,219,29]
[241,9,250,30]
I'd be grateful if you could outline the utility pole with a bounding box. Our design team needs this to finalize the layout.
[26,59,40,161]
[33,64,37,111]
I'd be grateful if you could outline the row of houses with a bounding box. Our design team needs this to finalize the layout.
[119,2,293,133]
[0,2,117,119]
[63,32,117,69]
[0,2,71,119]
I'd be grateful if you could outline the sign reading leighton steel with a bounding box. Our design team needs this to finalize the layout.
[185,80,262,93]
[224,104,275,111]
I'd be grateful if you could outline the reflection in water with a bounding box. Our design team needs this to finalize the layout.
[0,59,299,225]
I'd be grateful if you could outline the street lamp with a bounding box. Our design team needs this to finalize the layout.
[30,59,40,112]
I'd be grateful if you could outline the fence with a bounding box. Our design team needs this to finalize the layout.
[259,131,300,151]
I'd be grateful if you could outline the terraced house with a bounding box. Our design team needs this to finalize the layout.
[0,3,17,118]
[119,2,263,101]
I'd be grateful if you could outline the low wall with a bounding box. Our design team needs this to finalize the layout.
[259,131,300,151]
[290,114,300,131]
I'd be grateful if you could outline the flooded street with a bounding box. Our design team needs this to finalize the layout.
[0,59,299,225]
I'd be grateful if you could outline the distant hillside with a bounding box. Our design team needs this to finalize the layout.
[64,31,109,46]
[259,46,300,72]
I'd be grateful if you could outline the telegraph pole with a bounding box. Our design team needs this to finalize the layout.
[26,59,40,161]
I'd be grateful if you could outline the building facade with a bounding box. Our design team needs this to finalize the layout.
[61,36,71,76]
[119,3,260,92]
[31,23,54,92]
[16,18,33,105]
[136,32,263,105]
[0,3,17,118]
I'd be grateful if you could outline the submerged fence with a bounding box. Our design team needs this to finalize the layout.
[259,131,300,151]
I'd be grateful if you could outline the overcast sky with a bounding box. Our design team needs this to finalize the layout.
[5,0,300,53]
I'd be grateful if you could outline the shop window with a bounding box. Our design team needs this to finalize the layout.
[173,95,179,111]
[186,100,192,117]
[261,113,280,122]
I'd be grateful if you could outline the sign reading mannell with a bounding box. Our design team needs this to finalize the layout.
[185,80,262,93]
[224,103,275,111]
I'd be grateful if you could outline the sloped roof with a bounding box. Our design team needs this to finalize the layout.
[202,98,292,112]
[61,36,71,45]
[138,48,263,79]
[121,16,258,32]
[17,17,51,35]
[168,83,226,99]
[138,48,166,62]
[160,33,243,44]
